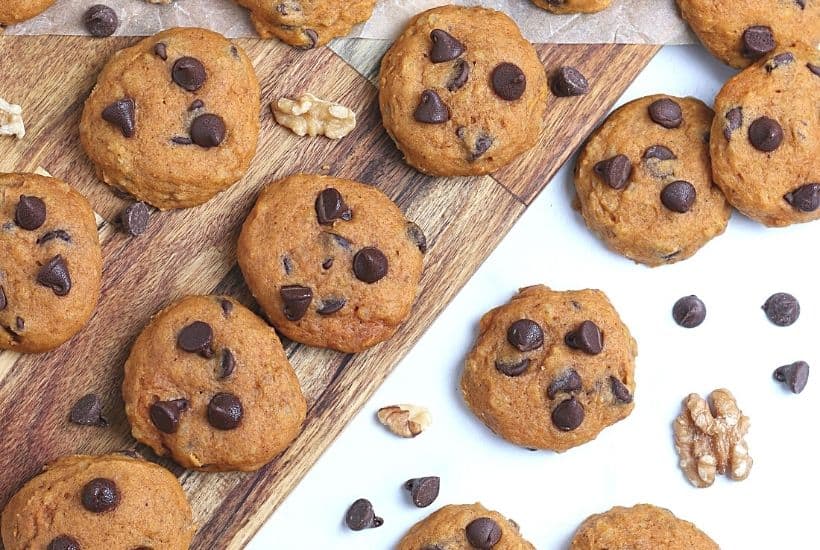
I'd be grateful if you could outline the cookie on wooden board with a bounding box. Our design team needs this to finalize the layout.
[0,0,54,25]
[530,0,612,14]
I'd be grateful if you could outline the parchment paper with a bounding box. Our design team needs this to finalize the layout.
[6,0,695,44]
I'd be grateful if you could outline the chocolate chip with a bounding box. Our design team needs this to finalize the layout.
[723,107,743,140]
[297,29,318,50]
[774,361,809,394]
[564,320,603,354]
[551,66,589,97]
[414,90,450,124]
[0,286,5,311]
[102,98,136,138]
[643,145,676,160]
[766,52,795,71]
[593,155,631,190]
[404,476,440,508]
[328,232,352,250]
[465,517,502,549]
[345,499,383,531]
[809,63,820,77]
[47,536,80,550]
[447,59,470,92]
[430,29,464,63]
[120,202,149,236]
[742,26,775,59]
[495,358,529,377]
[672,295,706,328]
[208,392,243,430]
[748,116,783,152]
[648,98,682,129]
[317,297,346,315]
[81,478,119,513]
[15,195,46,230]
[661,181,696,213]
[283,255,295,274]
[70,394,108,427]
[547,368,582,399]
[190,114,226,148]
[177,321,213,355]
[37,230,71,245]
[491,62,526,101]
[507,319,544,352]
[154,42,167,60]
[785,183,820,212]
[172,56,206,91]
[353,247,388,283]
[762,292,800,326]
[322,258,334,270]
[552,397,584,431]
[610,376,633,403]
[281,285,312,321]
[149,399,188,434]
[171,136,193,145]
[189,99,204,111]
[315,188,352,224]
[16,316,24,331]
[406,222,427,253]
[219,348,236,379]
[37,255,71,296]
[220,298,233,316]
[795,0,806,7]
[469,134,493,161]
[84,5,118,37]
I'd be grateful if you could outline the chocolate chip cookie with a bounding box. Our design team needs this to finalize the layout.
[397,503,535,550]
[569,504,719,549]
[1,454,195,550]
[379,6,548,176]
[461,285,637,452]
[123,295,306,471]
[711,44,820,227]
[80,27,260,210]
[234,0,377,48]
[237,174,425,353]
[530,0,612,14]
[676,0,819,68]
[0,0,54,25]
[0,173,102,353]
[574,94,731,266]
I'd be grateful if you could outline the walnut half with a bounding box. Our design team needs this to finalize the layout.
[0,97,25,139]
[272,93,356,139]
[673,388,752,488]
[377,404,431,438]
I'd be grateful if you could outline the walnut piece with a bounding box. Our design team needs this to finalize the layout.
[0,97,25,139]
[272,93,356,140]
[377,404,431,438]
[673,388,752,488]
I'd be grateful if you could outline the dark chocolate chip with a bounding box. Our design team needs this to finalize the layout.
[297,29,318,50]
[643,145,676,160]
[723,107,743,140]
[47,536,80,550]
[414,90,450,124]
[172,56,207,91]
[207,392,243,430]
[219,348,236,379]
[81,478,120,513]
[447,59,470,91]
[809,63,820,77]
[552,397,584,431]
[742,26,775,59]
[328,232,352,250]
[551,66,589,97]
[491,62,526,101]
[177,321,213,355]
[281,285,312,321]
[406,222,428,253]
[37,230,71,245]
[149,399,188,434]
[672,295,706,328]
[102,98,136,138]
[190,114,226,148]
[353,247,388,283]
[661,180,696,213]
[189,99,204,111]
[70,394,108,427]
[430,29,465,63]
[317,297,346,315]
[495,358,529,377]
[564,320,603,354]
[766,52,795,71]
[120,202,150,236]
[593,155,631,190]
[315,188,352,224]
[37,255,71,296]
[322,258,334,270]
[784,183,820,212]
[748,116,783,152]
[15,316,24,331]
[283,255,295,274]
[774,361,809,394]
[15,195,46,230]
[345,499,383,531]
[465,517,502,549]
[762,292,800,326]
[507,319,544,352]
[547,368,582,399]
[469,134,493,161]
[404,476,440,508]
[0,286,5,311]
[610,376,633,403]
[648,98,682,129]
[220,298,233,316]
[84,5,118,37]
[171,136,193,145]
[154,42,167,60]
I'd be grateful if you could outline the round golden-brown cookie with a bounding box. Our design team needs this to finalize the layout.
[574,94,731,266]
[0,0,54,25]
[530,0,612,14]
[397,503,535,550]
[123,295,306,471]
[569,504,719,550]
[676,0,819,68]
[235,0,377,48]
[0,173,102,353]
[1,454,195,549]
[80,27,260,210]
[238,174,425,353]
[711,44,820,227]
[461,285,637,452]
[379,6,548,176]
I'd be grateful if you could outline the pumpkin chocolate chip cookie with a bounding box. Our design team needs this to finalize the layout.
[379,6,548,176]
[461,285,637,452]
[238,174,425,353]
[80,27,260,209]
[711,44,820,227]
[574,94,731,266]
[123,295,306,471]
[0,0,54,25]
[530,0,612,15]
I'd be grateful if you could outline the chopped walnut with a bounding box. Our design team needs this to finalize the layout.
[377,404,431,438]
[0,97,25,139]
[272,93,356,139]
[673,388,752,488]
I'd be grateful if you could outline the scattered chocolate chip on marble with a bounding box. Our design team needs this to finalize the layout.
[281,285,313,321]
[762,292,800,326]
[15,195,46,230]
[414,90,450,123]
[149,399,188,434]
[564,320,603,354]
[353,247,388,283]
[551,66,589,97]
[172,56,207,91]
[491,62,527,101]
[648,98,682,129]
[345,498,383,531]
[748,116,783,152]
[429,29,464,63]
[507,319,543,352]
[37,255,72,296]
[70,393,108,427]
[774,361,809,394]
[81,478,120,513]
[120,202,150,236]
[661,180,696,213]
[404,476,440,508]
[742,26,775,59]
[207,392,243,430]
[784,183,820,212]
[594,155,631,189]
[552,397,585,431]
[84,5,118,38]
[672,295,706,328]
[465,517,502,549]
[177,321,214,356]
[102,98,136,138]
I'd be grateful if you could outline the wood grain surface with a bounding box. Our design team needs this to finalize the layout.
[0,35,657,548]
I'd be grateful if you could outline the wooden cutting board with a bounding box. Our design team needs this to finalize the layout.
[0,35,657,548]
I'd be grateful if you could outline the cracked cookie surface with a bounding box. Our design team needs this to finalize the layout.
[530,0,611,14]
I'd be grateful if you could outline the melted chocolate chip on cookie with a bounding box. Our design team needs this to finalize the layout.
[47,536,80,550]
[102,98,136,138]
[552,397,584,431]
[219,348,236,379]
[495,358,529,377]
[172,57,207,91]
[610,376,633,403]
[507,319,544,352]
[742,26,775,59]
[37,230,71,245]
[353,247,388,283]
[784,183,820,212]
[281,285,313,321]
[466,517,502,549]
[594,155,632,189]
[414,90,450,123]
[447,59,471,92]
[81,478,120,513]
[547,368,582,399]
[723,107,743,140]
[661,181,696,213]
[150,398,189,434]
[177,321,214,357]
[190,114,225,148]
[154,42,167,60]
[37,255,72,296]
[648,98,682,129]
[748,116,783,152]
[15,195,46,230]
[315,188,352,224]
[207,392,243,430]
[430,29,465,63]
[565,320,603,354]
[491,62,527,101]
